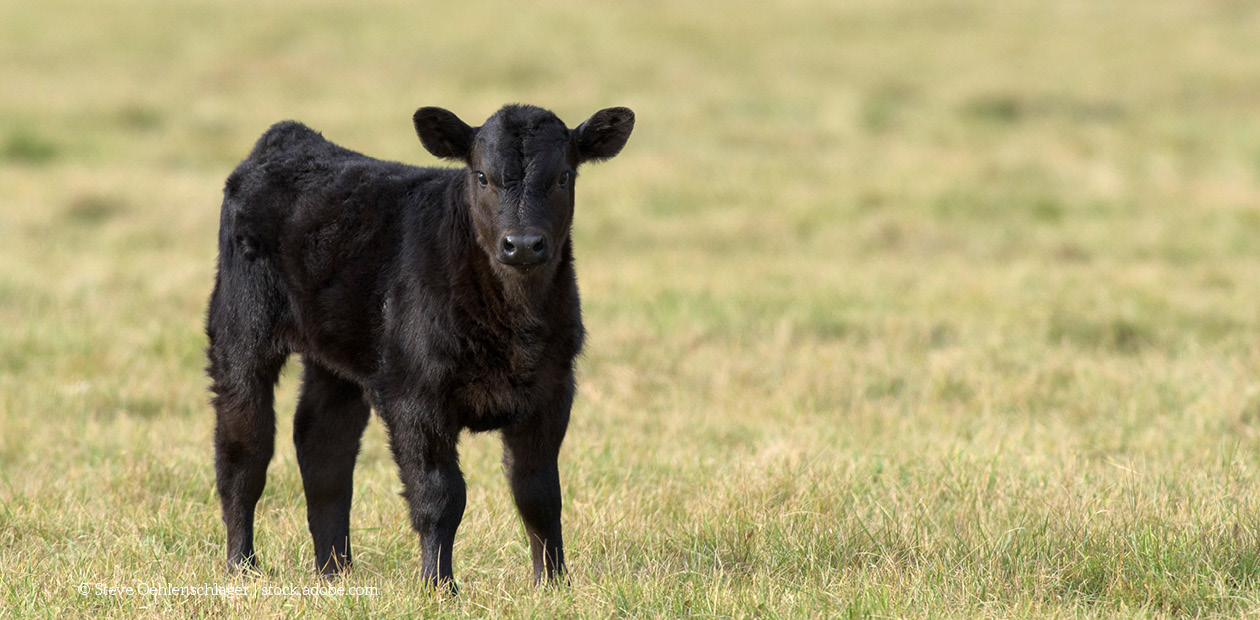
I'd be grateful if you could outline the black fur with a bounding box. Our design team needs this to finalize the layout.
[205,104,634,590]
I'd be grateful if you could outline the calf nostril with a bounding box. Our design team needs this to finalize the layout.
[499,232,548,265]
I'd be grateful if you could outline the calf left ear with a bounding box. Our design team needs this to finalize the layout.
[574,107,635,163]
[414,107,476,161]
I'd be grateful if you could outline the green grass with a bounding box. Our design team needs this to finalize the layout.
[3,0,1260,617]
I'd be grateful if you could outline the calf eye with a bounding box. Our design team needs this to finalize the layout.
[556,171,571,189]
[475,171,489,188]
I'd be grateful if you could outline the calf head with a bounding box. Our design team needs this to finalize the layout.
[413,104,634,281]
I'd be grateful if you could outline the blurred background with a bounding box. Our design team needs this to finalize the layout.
[3,0,1260,616]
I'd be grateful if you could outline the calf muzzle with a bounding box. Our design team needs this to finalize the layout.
[498,229,551,267]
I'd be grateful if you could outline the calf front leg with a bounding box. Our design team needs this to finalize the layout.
[502,389,572,584]
[379,399,466,592]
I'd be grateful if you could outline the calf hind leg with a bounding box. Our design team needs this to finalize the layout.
[208,340,286,573]
[293,360,370,576]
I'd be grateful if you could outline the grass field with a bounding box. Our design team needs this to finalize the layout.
[3,0,1260,617]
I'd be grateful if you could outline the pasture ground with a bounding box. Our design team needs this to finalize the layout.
[3,0,1260,617]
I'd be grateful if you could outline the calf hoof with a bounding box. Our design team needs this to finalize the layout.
[226,554,261,575]
[534,572,570,588]
[315,556,352,578]
[422,575,459,597]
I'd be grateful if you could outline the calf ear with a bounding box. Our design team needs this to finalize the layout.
[413,107,476,160]
[574,107,635,163]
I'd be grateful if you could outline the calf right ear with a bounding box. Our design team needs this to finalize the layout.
[414,107,476,160]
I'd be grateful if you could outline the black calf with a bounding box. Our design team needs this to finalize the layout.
[205,104,634,590]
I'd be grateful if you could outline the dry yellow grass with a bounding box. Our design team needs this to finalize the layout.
[3,0,1260,617]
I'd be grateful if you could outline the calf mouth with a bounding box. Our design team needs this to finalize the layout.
[499,260,548,276]
[492,253,559,286]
